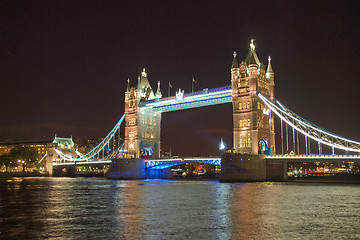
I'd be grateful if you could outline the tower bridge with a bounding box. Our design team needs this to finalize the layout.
[46,40,360,181]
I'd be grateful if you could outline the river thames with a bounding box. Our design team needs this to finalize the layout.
[1,177,359,239]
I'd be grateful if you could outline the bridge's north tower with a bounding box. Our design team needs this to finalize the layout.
[231,40,275,155]
[124,69,162,159]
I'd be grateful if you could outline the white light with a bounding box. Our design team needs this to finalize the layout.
[219,138,225,150]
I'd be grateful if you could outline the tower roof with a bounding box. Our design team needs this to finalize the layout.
[232,51,239,68]
[266,56,274,74]
[139,68,155,100]
[139,68,152,90]
[245,39,260,66]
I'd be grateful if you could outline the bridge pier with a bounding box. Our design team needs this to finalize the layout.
[266,159,288,181]
[220,153,267,182]
[219,153,288,182]
[107,158,175,179]
[107,158,146,179]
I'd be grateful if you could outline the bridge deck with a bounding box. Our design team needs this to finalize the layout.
[52,154,360,167]
[140,86,232,112]
[267,154,360,162]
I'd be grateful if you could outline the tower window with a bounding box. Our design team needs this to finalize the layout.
[129,131,136,139]
[129,143,135,150]
[129,118,136,125]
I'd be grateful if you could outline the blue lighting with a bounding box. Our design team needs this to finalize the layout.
[230,158,233,161]
[145,158,221,170]
[240,158,243,161]
[126,161,129,164]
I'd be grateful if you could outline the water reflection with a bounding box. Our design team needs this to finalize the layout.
[0,178,360,239]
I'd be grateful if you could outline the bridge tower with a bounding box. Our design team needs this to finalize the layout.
[124,69,162,159]
[231,40,276,155]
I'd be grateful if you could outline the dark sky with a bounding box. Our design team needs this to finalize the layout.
[1,0,359,156]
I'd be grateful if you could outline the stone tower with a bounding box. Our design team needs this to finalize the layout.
[231,40,275,155]
[124,69,162,159]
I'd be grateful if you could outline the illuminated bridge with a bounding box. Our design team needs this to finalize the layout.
[46,40,360,180]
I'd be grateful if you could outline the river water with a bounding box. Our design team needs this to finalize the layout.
[0,178,359,240]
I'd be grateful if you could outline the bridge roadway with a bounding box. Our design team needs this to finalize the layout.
[139,86,232,112]
[266,154,360,162]
[52,154,360,168]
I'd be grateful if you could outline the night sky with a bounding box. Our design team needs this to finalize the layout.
[1,0,359,156]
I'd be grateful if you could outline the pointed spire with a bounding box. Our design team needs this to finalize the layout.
[137,76,141,90]
[250,39,255,51]
[126,78,130,92]
[245,39,260,66]
[232,51,239,68]
[266,56,273,74]
[156,81,162,98]
[157,81,160,93]
[141,68,147,77]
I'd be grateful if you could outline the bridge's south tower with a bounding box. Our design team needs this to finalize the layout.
[124,69,162,159]
[231,40,275,155]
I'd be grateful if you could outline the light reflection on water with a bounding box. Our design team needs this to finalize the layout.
[0,178,360,239]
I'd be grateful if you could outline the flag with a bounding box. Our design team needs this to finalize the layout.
[192,77,196,83]
[169,82,172,88]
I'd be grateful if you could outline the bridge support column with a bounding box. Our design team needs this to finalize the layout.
[219,153,267,182]
[107,158,146,179]
[220,153,289,182]
[266,160,288,181]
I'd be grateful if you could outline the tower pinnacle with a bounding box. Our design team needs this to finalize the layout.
[232,51,239,68]
[245,39,260,65]
[141,68,147,77]
[156,81,162,98]
[266,56,274,74]
[126,78,130,92]
[250,39,256,51]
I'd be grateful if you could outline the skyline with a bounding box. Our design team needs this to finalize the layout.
[1,1,359,156]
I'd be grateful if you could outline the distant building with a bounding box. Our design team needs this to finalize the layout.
[0,136,76,163]
[0,140,51,158]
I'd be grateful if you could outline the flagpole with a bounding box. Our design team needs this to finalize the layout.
[192,80,194,93]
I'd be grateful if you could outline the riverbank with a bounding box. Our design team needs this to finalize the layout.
[0,172,48,179]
